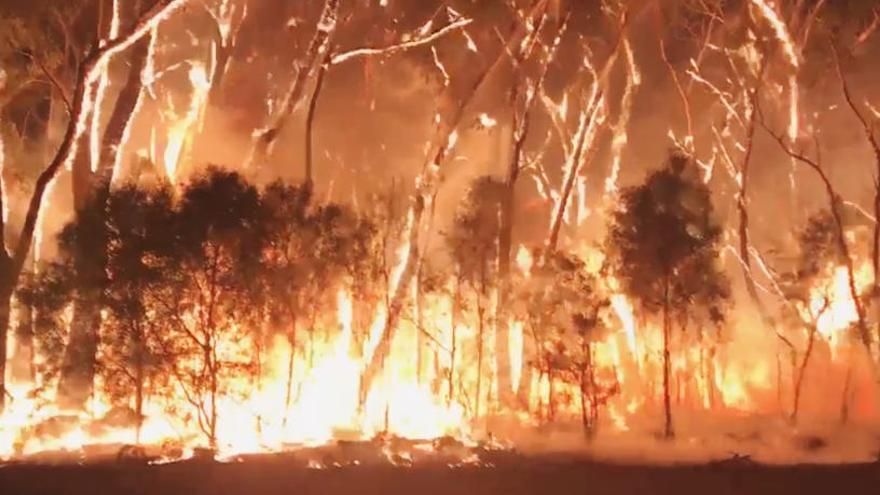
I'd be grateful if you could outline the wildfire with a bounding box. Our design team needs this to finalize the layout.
[1,235,878,463]
[162,64,211,183]
[810,264,873,353]
[5,0,880,471]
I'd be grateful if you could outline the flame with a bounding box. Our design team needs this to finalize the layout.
[509,320,524,393]
[2,208,878,462]
[749,0,800,68]
[515,245,533,276]
[610,294,637,356]
[717,359,773,411]
[162,64,211,183]
[3,250,877,461]
[811,264,872,355]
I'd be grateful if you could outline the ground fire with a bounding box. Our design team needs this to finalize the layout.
[1,0,880,480]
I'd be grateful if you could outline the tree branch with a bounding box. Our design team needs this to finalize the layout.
[9,0,189,281]
[13,48,72,115]
[331,17,473,65]
[856,8,880,45]
[832,43,880,290]
[758,104,872,352]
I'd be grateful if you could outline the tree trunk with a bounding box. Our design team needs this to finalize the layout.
[475,294,485,418]
[544,20,628,253]
[495,108,527,411]
[72,129,95,211]
[706,344,717,409]
[840,364,852,424]
[495,13,566,409]
[97,30,153,183]
[250,0,339,168]
[134,332,145,444]
[58,23,154,410]
[59,171,108,411]
[448,275,460,406]
[11,292,35,382]
[304,53,330,189]
[58,285,103,409]
[415,267,424,386]
[662,275,674,439]
[791,324,817,424]
[358,1,549,405]
[545,95,601,253]
[283,313,297,427]
[579,369,590,437]
[0,283,12,411]
[580,340,596,439]
[517,321,536,410]
[517,359,534,409]
[735,84,799,364]
[0,0,183,414]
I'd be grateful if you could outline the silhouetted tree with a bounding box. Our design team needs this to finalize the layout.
[516,250,616,434]
[446,177,505,418]
[261,181,375,419]
[151,169,266,448]
[775,210,866,423]
[606,152,729,439]
[20,182,177,441]
[99,184,177,441]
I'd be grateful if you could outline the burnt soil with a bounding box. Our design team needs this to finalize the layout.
[2,454,879,495]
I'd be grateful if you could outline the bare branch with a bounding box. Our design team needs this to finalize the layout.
[832,43,880,290]
[10,0,189,279]
[14,49,72,114]
[798,0,827,47]
[655,5,692,152]
[856,9,880,45]
[250,0,340,164]
[359,0,553,405]
[331,17,473,65]
[758,102,873,352]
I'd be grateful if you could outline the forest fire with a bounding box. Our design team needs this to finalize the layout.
[2,1,880,493]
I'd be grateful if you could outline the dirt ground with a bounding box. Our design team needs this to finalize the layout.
[2,454,880,495]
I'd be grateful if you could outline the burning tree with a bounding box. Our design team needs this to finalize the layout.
[0,0,189,411]
[260,180,375,418]
[16,183,176,443]
[516,250,615,435]
[2,0,880,464]
[98,185,177,441]
[446,177,505,418]
[607,152,730,439]
[151,169,266,448]
[774,208,872,423]
[59,0,162,410]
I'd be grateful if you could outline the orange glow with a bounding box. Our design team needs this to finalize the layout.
[162,65,210,183]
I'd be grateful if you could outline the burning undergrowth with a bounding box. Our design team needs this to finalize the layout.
[0,164,877,467]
